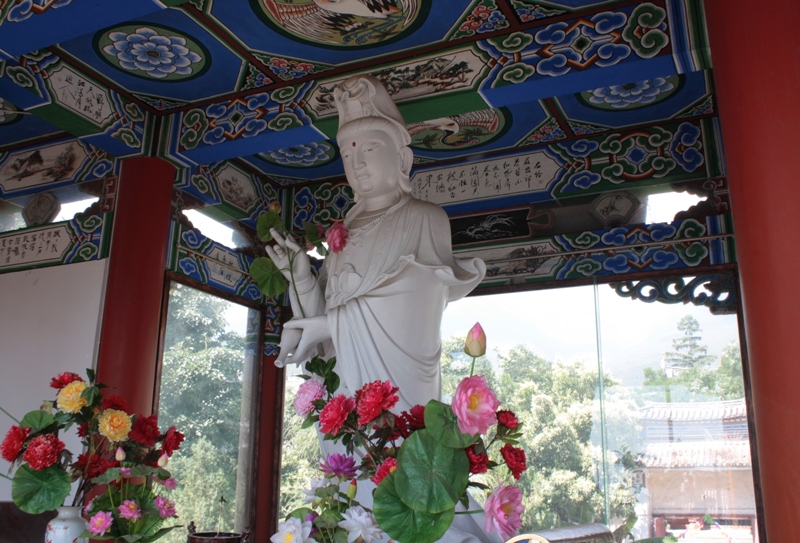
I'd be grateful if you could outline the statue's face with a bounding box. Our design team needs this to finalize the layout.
[340,128,401,199]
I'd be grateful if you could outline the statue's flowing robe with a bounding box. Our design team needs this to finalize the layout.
[323,196,484,411]
[297,196,501,543]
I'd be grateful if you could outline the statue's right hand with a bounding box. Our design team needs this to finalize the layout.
[274,315,330,368]
[264,228,312,284]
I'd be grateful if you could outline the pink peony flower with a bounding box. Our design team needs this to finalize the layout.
[325,222,348,253]
[118,499,142,521]
[451,375,500,436]
[154,496,177,518]
[88,511,114,536]
[164,477,178,490]
[293,378,326,417]
[483,485,523,540]
[319,395,355,436]
[464,322,486,358]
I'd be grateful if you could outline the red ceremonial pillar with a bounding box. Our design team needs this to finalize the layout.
[704,2,800,540]
[95,156,176,416]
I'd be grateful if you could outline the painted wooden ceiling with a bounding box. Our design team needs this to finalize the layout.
[0,0,725,254]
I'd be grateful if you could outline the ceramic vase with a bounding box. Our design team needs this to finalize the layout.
[45,506,87,543]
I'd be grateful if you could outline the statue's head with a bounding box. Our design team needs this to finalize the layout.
[334,75,413,199]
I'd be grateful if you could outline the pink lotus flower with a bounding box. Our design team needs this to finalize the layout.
[464,322,486,358]
[154,496,177,518]
[325,222,348,253]
[452,375,500,436]
[293,378,326,417]
[88,511,114,536]
[118,499,142,521]
[483,485,523,540]
[163,477,177,490]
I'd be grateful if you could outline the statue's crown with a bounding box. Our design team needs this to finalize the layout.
[334,75,411,145]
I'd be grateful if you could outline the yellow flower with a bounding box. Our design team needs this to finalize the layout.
[98,409,132,442]
[56,381,89,413]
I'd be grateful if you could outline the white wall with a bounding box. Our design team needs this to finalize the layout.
[0,260,108,501]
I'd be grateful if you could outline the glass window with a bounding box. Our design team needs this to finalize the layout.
[157,282,260,540]
[441,278,757,541]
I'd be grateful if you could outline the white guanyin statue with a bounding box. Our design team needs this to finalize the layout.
[267,75,500,543]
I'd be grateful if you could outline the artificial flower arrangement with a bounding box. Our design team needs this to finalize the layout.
[0,369,184,542]
[273,324,526,543]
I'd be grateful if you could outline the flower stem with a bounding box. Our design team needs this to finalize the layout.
[0,405,20,424]
[469,356,476,377]
[286,252,307,318]
[0,473,12,481]
[454,510,483,515]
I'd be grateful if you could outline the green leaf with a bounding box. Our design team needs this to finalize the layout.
[250,257,286,297]
[257,212,283,242]
[86,368,96,383]
[393,429,469,514]
[91,467,122,485]
[11,464,71,514]
[287,507,313,521]
[423,400,477,449]
[315,510,341,529]
[333,529,350,543]
[19,410,55,431]
[140,525,182,543]
[374,472,455,543]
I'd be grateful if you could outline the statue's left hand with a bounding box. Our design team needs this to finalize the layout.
[274,315,331,368]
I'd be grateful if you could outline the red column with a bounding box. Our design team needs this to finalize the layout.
[96,156,176,416]
[704,2,800,540]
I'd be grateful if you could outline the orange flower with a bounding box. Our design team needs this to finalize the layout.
[98,409,132,442]
[56,381,89,414]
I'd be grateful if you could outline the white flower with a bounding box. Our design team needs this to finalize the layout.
[302,477,327,504]
[270,517,313,543]
[338,506,383,543]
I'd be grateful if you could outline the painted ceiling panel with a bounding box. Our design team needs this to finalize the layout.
[0,0,171,57]
[56,9,246,102]
[0,0,727,250]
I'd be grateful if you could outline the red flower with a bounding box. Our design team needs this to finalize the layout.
[398,404,426,438]
[355,380,399,426]
[1,425,30,462]
[497,410,519,430]
[370,457,397,485]
[73,452,117,480]
[101,395,130,414]
[466,445,489,474]
[22,434,65,470]
[77,423,89,438]
[49,372,83,390]
[319,395,356,436]
[500,444,527,480]
[161,426,184,457]
[130,414,160,447]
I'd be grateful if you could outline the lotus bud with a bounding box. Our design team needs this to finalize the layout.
[464,322,486,358]
[115,447,126,461]
[158,453,169,468]
[268,201,282,214]
[347,479,358,499]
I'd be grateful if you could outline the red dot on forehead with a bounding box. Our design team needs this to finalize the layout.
[352,142,356,147]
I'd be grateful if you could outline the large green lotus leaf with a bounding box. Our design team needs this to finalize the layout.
[394,429,469,514]
[423,399,477,449]
[250,257,286,297]
[12,464,71,514]
[257,212,283,242]
[373,472,455,543]
[19,410,55,431]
